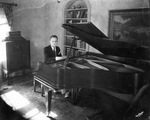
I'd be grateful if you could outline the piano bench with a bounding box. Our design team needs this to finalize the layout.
[33,76,54,97]
[33,75,55,115]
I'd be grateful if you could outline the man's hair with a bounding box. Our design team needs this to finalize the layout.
[50,35,58,40]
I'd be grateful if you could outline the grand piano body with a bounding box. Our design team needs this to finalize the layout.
[34,22,150,120]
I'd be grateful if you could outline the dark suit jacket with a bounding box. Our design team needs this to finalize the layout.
[44,45,62,64]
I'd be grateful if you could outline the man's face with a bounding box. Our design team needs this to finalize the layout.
[50,37,58,47]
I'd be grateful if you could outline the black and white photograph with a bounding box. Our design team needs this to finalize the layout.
[0,0,150,120]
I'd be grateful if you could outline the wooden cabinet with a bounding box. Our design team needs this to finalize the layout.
[2,40,30,72]
[1,32,30,82]
[64,1,89,56]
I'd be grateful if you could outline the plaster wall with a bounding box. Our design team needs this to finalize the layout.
[8,0,150,70]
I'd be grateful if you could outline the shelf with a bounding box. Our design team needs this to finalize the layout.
[64,18,87,20]
[63,1,88,56]
[65,19,87,24]
[64,37,86,49]
[65,9,87,18]
[64,46,86,56]
[64,45,86,51]
[65,8,87,12]
[64,35,79,39]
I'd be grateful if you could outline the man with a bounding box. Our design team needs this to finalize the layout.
[44,35,62,64]
[44,35,69,98]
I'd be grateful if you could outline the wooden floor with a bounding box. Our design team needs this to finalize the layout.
[0,75,53,120]
[2,73,150,120]
[0,75,100,120]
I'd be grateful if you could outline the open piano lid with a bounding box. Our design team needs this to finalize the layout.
[62,22,150,60]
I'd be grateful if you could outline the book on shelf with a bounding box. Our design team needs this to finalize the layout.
[83,11,87,18]
[79,41,86,49]
[65,47,70,56]
[65,47,74,57]
[80,41,83,49]
[76,40,80,48]
[83,42,86,49]
[70,11,76,18]
[77,10,85,18]
[70,49,74,57]
[66,12,70,18]
[74,40,77,47]
[77,10,87,18]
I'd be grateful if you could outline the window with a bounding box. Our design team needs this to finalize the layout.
[0,7,10,42]
[0,7,10,64]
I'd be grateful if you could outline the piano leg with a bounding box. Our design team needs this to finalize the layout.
[45,88,53,116]
[41,84,45,97]
[33,78,37,92]
[134,73,139,95]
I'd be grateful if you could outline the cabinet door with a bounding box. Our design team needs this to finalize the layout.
[21,41,30,68]
[6,41,30,71]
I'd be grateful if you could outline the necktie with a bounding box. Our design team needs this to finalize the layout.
[52,47,56,56]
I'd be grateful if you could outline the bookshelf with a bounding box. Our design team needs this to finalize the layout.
[64,1,88,57]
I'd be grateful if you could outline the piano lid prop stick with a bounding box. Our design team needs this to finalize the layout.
[64,36,77,69]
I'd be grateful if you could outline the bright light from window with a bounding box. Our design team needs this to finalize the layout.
[24,109,58,120]
[1,90,30,110]
[0,8,8,24]
[0,7,11,64]
[1,90,58,120]
[0,24,10,41]
[24,108,58,119]
[0,8,10,42]
[31,112,50,120]
[49,111,58,118]
[24,108,40,118]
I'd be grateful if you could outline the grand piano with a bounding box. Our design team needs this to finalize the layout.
[33,22,150,120]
